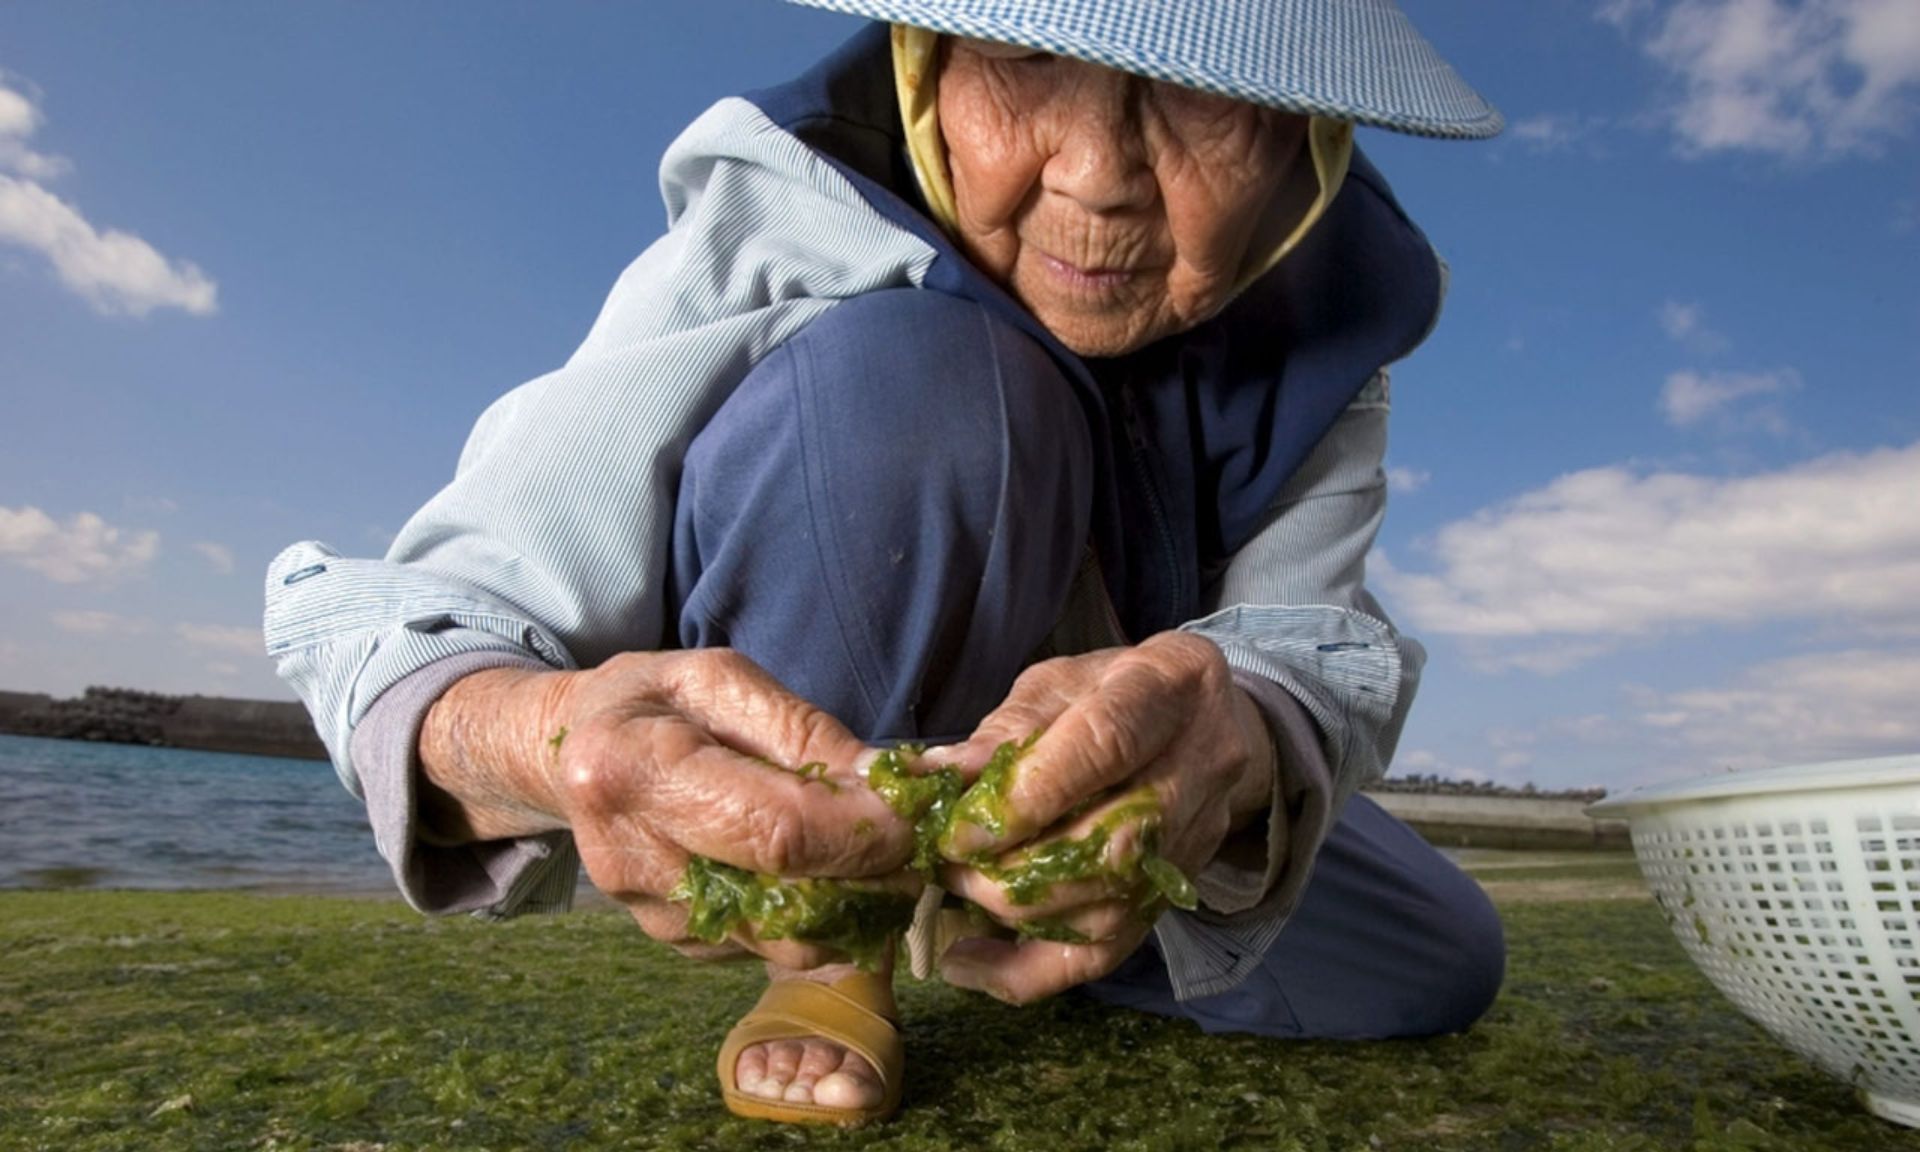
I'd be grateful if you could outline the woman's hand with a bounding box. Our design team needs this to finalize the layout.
[418,649,917,968]
[931,632,1277,1003]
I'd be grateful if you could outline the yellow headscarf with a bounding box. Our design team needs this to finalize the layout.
[889,25,1353,295]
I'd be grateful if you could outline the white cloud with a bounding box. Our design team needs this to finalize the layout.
[191,541,235,575]
[1510,116,1566,144]
[1398,720,1625,789]
[0,175,218,317]
[176,623,264,657]
[51,610,148,636]
[0,504,159,584]
[1444,654,1920,790]
[1464,640,1623,676]
[1658,367,1797,426]
[1642,647,1920,768]
[1498,113,1612,158]
[1656,299,1731,355]
[1386,466,1431,494]
[1626,0,1920,158]
[0,77,69,181]
[1598,0,1657,30]
[1508,114,1593,152]
[1656,299,1728,346]
[1376,439,1920,641]
[1506,713,1623,749]
[1659,300,1702,340]
[126,494,180,517]
[0,76,217,317]
[0,82,32,136]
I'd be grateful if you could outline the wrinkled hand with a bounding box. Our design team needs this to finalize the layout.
[931,632,1275,1004]
[420,650,916,968]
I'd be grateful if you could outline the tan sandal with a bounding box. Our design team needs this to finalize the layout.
[716,970,904,1126]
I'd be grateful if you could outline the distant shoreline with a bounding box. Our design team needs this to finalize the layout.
[0,686,1608,803]
[3,687,1605,806]
[0,686,327,761]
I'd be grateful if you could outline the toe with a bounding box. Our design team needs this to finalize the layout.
[787,1039,842,1100]
[800,1040,842,1080]
[812,1050,883,1111]
[734,1043,770,1098]
[747,1039,804,1101]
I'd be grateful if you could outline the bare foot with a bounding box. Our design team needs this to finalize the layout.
[732,959,892,1111]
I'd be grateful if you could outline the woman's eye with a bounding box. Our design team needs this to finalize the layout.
[1155,81,1237,117]
[1154,82,1261,138]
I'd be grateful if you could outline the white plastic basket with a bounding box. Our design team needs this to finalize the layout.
[1589,755,1920,1128]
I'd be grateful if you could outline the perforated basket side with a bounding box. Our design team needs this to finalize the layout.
[1627,787,1920,1113]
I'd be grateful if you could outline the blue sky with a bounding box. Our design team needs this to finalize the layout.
[1,1,1915,792]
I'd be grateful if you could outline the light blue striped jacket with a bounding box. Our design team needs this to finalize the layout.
[264,72,1429,1000]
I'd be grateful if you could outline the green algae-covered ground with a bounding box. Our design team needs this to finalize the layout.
[4,873,1918,1152]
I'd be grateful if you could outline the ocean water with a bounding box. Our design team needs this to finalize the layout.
[0,733,392,893]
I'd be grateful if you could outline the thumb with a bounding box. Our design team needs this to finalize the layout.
[659,650,914,876]
[666,650,872,772]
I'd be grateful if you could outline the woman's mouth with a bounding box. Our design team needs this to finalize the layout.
[1036,252,1137,291]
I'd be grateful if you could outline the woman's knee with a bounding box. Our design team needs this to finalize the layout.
[775,288,1091,525]
[1236,800,1509,1039]
[687,288,1090,541]
[673,289,1095,736]
[1422,876,1507,1034]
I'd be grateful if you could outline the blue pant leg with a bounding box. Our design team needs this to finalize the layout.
[671,289,1093,743]
[1082,794,1507,1038]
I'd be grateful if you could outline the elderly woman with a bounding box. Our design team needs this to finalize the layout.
[266,0,1505,1128]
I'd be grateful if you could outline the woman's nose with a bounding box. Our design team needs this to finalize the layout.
[1041,70,1156,214]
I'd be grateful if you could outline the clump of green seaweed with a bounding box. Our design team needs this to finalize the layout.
[974,789,1199,913]
[670,857,913,970]
[863,745,965,875]
[937,729,1039,852]
[670,733,1198,969]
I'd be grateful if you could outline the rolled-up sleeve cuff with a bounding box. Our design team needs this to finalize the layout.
[351,650,581,919]
[1152,670,1334,1001]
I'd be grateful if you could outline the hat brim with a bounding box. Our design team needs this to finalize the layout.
[780,0,1501,139]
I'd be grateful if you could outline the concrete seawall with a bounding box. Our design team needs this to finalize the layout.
[1364,791,1630,851]
[160,698,329,761]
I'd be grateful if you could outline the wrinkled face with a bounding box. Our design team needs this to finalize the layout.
[937,38,1308,358]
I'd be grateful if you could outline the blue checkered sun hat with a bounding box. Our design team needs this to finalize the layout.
[780,0,1500,139]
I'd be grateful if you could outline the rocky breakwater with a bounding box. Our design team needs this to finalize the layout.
[0,687,327,761]
[0,691,54,731]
